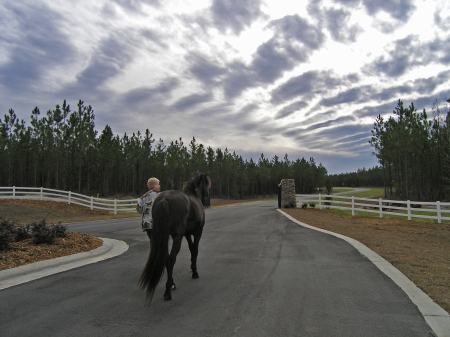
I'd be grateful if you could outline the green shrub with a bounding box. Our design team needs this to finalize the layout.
[309,202,316,209]
[301,203,308,209]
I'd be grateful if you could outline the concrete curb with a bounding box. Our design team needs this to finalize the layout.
[278,209,450,337]
[0,238,129,291]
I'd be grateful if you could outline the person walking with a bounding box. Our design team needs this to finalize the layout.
[136,177,160,242]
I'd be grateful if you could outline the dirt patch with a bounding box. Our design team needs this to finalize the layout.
[283,208,450,314]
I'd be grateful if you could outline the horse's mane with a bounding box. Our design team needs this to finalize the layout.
[183,172,211,197]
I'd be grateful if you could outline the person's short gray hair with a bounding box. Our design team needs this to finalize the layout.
[147,177,159,190]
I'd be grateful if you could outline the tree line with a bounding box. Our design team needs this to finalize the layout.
[328,166,384,189]
[0,100,329,199]
[369,98,450,201]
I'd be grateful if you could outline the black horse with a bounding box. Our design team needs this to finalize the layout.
[139,172,211,303]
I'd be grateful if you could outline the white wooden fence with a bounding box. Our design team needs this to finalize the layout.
[0,187,136,215]
[296,194,450,224]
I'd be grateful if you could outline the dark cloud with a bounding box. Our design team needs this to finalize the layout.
[325,8,363,43]
[222,61,255,99]
[333,0,360,7]
[408,89,450,112]
[172,92,213,111]
[334,0,416,21]
[0,3,75,92]
[112,0,160,12]
[320,86,373,107]
[211,0,265,35]
[353,102,396,118]
[275,101,308,119]
[372,85,412,102]
[75,34,134,90]
[365,35,450,78]
[237,103,259,115]
[251,39,305,84]
[187,53,226,86]
[413,70,450,94]
[306,115,356,131]
[270,15,326,50]
[283,122,372,160]
[354,87,450,119]
[141,29,168,49]
[425,35,450,65]
[434,9,450,31]
[362,0,416,21]
[364,35,418,77]
[122,77,180,106]
[271,70,344,104]
[220,14,324,99]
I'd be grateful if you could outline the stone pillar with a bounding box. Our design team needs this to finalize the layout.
[281,179,296,208]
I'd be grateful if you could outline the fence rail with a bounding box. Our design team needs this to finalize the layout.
[296,194,450,224]
[0,187,137,215]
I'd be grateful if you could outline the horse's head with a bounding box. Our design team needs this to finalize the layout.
[183,172,211,205]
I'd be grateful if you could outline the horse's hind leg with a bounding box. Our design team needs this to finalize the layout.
[164,235,182,301]
[187,230,203,279]
[185,235,197,278]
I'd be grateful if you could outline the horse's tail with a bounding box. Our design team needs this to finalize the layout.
[139,198,170,304]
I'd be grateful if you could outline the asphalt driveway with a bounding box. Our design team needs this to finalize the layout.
[0,201,434,336]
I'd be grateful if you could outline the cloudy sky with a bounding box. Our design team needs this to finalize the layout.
[1,0,449,174]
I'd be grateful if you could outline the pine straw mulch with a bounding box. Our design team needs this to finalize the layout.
[282,208,450,314]
[0,232,103,271]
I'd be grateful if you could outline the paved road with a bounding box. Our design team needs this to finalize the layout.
[0,201,433,336]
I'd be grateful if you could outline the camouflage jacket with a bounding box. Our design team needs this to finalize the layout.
[136,190,159,231]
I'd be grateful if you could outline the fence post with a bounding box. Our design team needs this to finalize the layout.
[13,186,16,199]
[68,191,71,205]
[352,196,355,216]
[379,198,383,218]
[114,199,117,215]
[407,200,411,220]
[437,201,441,224]
[40,187,43,201]
[90,196,93,210]
[319,194,322,209]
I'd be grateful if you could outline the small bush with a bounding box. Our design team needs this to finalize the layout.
[31,220,56,245]
[51,223,67,238]
[301,203,308,209]
[0,219,16,251]
[309,202,316,209]
[15,224,32,241]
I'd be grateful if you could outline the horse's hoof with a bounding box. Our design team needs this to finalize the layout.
[171,282,176,290]
[164,292,172,301]
[192,272,199,279]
